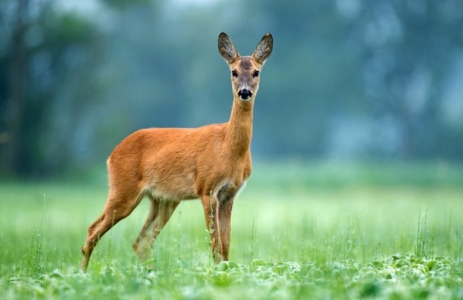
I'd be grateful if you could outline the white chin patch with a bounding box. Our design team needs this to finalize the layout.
[239,96,251,101]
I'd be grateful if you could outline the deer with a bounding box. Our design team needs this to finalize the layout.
[80,32,273,272]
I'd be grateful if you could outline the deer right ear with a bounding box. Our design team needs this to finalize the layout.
[252,33,273,65]
[218,32,239,63]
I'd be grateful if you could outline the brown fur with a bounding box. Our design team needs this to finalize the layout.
[80,32,273,272]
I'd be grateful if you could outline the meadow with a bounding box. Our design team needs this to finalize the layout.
[1,161,463,299]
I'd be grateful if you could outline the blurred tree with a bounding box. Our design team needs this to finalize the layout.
[1,0,463,180]
[0,0,101,177]
[246,0,463,160]
[243,0,365,157]
[0,0,29,176]
[353,0,463,158]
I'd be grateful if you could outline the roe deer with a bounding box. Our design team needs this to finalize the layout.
[80,32,273,272]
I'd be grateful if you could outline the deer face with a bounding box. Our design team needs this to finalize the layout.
[218,33,273,102]
[228,57,261,101]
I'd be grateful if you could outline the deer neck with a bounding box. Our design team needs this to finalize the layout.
[225,97,253,157]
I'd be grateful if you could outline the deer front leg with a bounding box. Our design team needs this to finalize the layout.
[217,198,234,261]
[201,195,221,262]
[201,194,234,262]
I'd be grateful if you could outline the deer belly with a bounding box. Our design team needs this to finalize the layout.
[144,171,198,201]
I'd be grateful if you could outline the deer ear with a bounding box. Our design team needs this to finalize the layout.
[218,32,239,63]
[252,33,273,64]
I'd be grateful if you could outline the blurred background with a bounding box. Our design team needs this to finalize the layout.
[1,0,462,179]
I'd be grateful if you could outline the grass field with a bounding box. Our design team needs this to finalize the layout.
[1,161,463,299]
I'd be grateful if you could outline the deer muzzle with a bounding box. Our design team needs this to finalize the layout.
[238,89,253,101]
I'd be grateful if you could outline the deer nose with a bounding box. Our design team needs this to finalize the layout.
[238,89,252,100]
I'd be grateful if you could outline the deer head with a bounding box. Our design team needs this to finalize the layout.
[218,32,273,101]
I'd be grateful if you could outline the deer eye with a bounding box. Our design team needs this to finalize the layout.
[253,70,260,78]
[231,70,238,77]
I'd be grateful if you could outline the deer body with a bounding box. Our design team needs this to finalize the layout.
[112,121,251,202]
[80,33,273,272]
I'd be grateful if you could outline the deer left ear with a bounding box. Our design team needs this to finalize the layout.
[252,33,273,64]
[218,32,239,64]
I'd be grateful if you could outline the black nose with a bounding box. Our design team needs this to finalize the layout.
[238,89,252,100]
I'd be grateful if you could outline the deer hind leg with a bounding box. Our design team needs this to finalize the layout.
[80,189,144,272]
[132,198,179,263]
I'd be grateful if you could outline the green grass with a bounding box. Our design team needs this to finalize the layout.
[1,162,463,299]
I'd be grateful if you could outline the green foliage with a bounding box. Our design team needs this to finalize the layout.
[1,163,462,298]
[251,160,463,191]
[7,256,462,299]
